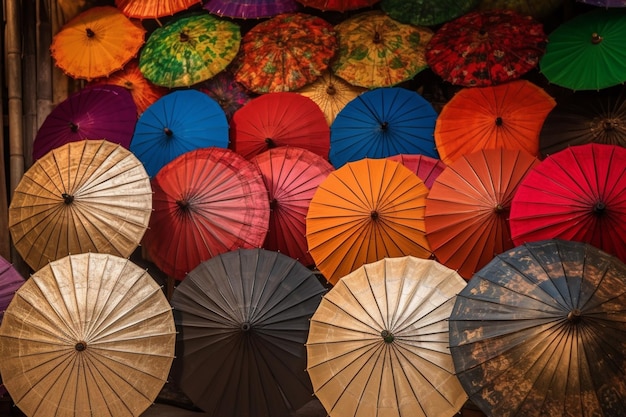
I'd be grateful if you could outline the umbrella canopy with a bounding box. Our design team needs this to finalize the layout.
[233,13,337,94]
[170,248,327,417]
[434,79,556,165]
[141,147,270,280]
[539,88,626,157]
[0,256,24,324]
[509,143,626,263]
[329,87,439,168]
[296,0,380,11]
[449,239,626,417]
[130,89,229,178]
[251,146,335,267]
[387,154,446,189]
[115,0,203,19]
[477,0,565,19]
[425,148,540,280]
[197,69,253,120]
[204,0,300,19]
[539,8,626,91]
[380,0,479,27]
[306,256,468,417]
[89,59,169,115]
[50,6,146,81]
[230,92,330,160]
[295,70,366,126]
[331,11,433,88]
[9,140,152,272]
[0,253,176,417]
[306,158,432,285]
[139,13,241,88]
[32,84,137,161]
[578,0,626,5]
[425,9,547,87]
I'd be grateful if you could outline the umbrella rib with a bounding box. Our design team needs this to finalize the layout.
[391,344,435,416]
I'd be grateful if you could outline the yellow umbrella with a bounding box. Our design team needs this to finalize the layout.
[0,253,176,417]
[306,256,468,417]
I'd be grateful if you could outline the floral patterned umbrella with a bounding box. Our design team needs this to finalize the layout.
[233,13,337,94]
[197,70,253,120]
[139,13,241,88]
[332,10,433,88]
[204,0,300,19]
[380,0,479,27]
[425,9,547,87]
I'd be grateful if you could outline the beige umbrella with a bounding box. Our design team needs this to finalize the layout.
[306,256,468,417]
[8,139,152,271]
[295,70,366,126]
[0,252,176,417]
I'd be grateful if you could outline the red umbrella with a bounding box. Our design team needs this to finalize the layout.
[251,146,334,267]
[141,147,270,280]
[296,0,380,11]
[510,143,626,263]
[387,154,446,189]
[230,92,330,160]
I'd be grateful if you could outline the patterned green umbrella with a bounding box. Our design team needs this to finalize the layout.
[139,13,241,88]
[380,0,479,27]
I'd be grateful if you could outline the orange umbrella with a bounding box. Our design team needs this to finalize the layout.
[425,148,540,279]
[306,158,432,285]
[89,59,168,115]
[50,6,146,81]
[115,0,203,19]
[435,79,556,165]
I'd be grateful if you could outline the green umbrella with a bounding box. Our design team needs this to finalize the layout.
[380,0,479,27]
[539,8,626,91]
[139,13,241,88]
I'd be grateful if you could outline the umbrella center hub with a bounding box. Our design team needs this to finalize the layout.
[62,193,74,205]
[85,28,95,38]
[494,204,507,214]
[380,122,389,131]
[567,309,582,324]
[69,121,79,132]
[269,198,278,210]
[241,322,252,332]
[164,127,174,137]
[179,32,190,43]
[370,210,379,220]
[75,341,87,351]
[381,330,394,343]
[593,201,606,215]
[591,33,603,44]
[373,31,382,44]
[495,117,503,126]
[603,119,618,131]
[265,138,276,148]
[326,84,336,96]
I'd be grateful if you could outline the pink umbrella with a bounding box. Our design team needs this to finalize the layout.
[387,154,447,189]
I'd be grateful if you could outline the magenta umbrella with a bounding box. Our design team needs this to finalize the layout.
[32,84,137,161]
[204,0,301,19]
[0,255,25,397]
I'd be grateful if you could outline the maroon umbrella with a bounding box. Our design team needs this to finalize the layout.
[0,255,25,397]
[32,84,137,161]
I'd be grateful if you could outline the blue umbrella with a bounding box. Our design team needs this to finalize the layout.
[329,87,439,168]
[130,89,229,177]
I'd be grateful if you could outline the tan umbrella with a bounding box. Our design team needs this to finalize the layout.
[295,70,366,126]
[0,252,176,417]
[8,140,152,272]
[306,256,468,417]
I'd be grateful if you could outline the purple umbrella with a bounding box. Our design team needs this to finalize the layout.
[577,0,626,6]
[197,70,253,120]
[0,255,25,397]
[204,0,301,19]
[32,84,137,161]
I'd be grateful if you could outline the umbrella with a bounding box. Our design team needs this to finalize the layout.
[32,84,137,161]
[509,142,626,263]
[230,92,330,160]
[130,89,229,178]
[577,0,626,5]
[295,70,367,126]
[425,9,547,88]
[306,158,432,285]
[139,13,241,88]
[251,146,335,267]
[50,6,146,81]
[204,0,300,19]
[197,69,253,120]
[539,87,626,157]
[89,59,169,115]
[0,252,176,417]
[476,0,565,19]
[233,12,337,94]
[170,248,327,417]
[141,147,270,280]
[115,0,203,20]
[306,256,468,417]
[329,87,439,169]
[9,140,152,272]
[380,0,479,27]
[0,256,24,324]
[539,8,626,91]
[425,148,540,280]
[296,0,380,11]
[331,10,433,89]
[387,154,446,189]
[434,79,556,165]
[449,239,626,417]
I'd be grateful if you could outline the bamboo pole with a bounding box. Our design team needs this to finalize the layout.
[36,0,53,130]
[0,1,10,260]
[23,0,37,169]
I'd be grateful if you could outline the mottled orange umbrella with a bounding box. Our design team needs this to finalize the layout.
[115,0,203,19]
[50,6,146,81]
[306,158,432,285]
